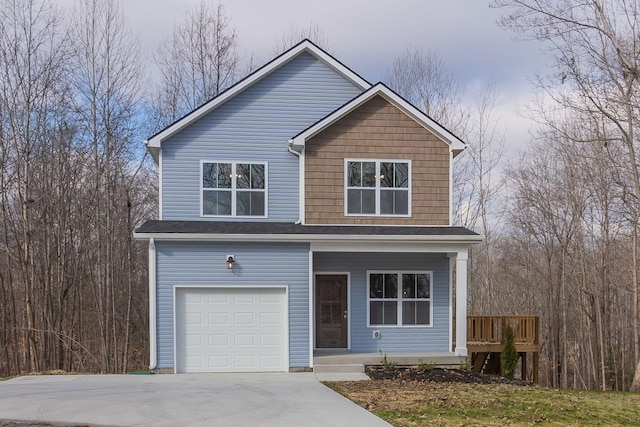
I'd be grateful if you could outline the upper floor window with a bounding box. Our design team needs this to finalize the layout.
[345,160,410,216]
[201,161,266,217]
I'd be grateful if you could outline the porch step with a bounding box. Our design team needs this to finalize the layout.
[313,363,365,374]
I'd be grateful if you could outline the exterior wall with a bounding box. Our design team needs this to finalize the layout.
[155,241,311,369]
[305,95,450,225]
[161,52,363,221]
[314,252,450,353]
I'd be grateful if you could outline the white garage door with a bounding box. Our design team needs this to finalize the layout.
[175,287,287,373]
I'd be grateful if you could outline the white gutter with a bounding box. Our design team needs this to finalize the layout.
[148,238,157,370]
[133,232,485,244]
[287,141,304,224]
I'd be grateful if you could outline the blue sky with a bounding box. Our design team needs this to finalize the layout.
[109,0,547,150]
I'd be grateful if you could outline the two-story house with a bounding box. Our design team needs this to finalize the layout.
[134,40,483,373]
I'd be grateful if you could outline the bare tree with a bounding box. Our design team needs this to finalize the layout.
[271,23,330,55]
[0,0,68,372]
[457,82,506,313]
[152,2,239,130]
[493,0,640,391]
[385,46,469,136]
[69,0,145,373]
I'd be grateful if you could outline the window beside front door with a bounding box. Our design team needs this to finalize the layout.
[345,159,410,216]
[368,271,432,326]
[201,161,267,217]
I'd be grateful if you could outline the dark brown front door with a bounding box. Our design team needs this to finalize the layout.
[315,274,348,348]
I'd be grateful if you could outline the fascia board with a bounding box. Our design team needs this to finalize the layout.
[290,83,467,152]
[146,40,370,149]
[132,231,485,244]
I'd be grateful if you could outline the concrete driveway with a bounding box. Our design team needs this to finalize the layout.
[0,373,391,426]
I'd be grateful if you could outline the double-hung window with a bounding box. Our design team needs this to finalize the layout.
[346,160,410,216]
[201,161,266,217]
[368,272,432,326]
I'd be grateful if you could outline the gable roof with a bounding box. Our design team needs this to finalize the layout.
[288,82,467,156]
[144,39,371,162]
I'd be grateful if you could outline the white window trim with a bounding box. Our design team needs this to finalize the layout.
[200,160,268,218]
[366,270,433,328]
[344,159,412,217]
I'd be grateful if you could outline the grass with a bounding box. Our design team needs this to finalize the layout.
[325,381,640,426]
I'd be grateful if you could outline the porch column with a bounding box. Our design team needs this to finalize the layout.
[455,249,468,357]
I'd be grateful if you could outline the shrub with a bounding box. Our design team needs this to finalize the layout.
[459,357,471,373]
[379,350,397,373]
[418,359,435,372]
[501,324,519,379]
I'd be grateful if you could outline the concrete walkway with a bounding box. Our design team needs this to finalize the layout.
[0,373,390,427]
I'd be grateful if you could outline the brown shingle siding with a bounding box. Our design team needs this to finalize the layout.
[305,95,451,226]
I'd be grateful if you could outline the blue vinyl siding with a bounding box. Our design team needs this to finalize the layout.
[161,52,363,221]
[314,252,451,353]
[155,241,311,369]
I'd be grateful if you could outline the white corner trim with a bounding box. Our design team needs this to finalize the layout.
[158,150,163,220]
[148,238,157,370]
[448,255,454,353]
[448,149,452,226]
[299,148,306,224]
[308,250,314,368]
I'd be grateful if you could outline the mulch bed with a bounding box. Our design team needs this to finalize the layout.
[365,366,531,385]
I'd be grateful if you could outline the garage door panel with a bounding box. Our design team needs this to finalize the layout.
[234,312,255,326]
[235,334,255,346]
[260,312,280,325]
[260,333,280,346]
[208,355,230,369]
[185,334,202,347]
[234,293,256,304]
[209,334,228,347]
[184,293,203,304]
[208,293,228,304]
[261,293,280,304]
[186,355,203,369]
[209,312,229,326]
[185,313,203,326]
[176,287,287,373]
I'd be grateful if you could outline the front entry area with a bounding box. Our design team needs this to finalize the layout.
[315,274,348,349]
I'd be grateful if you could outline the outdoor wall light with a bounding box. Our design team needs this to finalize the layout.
[226,255,235,269]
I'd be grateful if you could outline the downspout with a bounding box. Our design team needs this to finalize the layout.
[148,238,157,370]
[287,140,304,225]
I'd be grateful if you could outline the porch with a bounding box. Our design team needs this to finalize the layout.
[313,315,540,383]
[313,350,460,374]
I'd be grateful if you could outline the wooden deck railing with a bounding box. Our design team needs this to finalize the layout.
[463,315,540,383]
[466,315,539,346]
